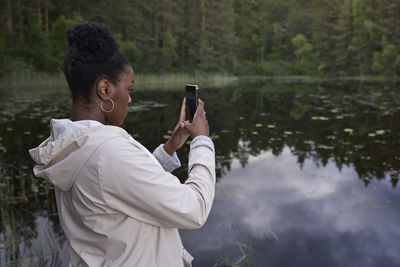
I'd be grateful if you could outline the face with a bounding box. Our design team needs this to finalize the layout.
[107,65,134,126]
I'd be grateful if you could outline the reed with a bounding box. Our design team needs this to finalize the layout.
[135,73,238,89]
[0,71,238,91]
[0,71,67,90]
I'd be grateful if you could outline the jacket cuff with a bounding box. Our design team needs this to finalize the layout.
[190,136,215,153]
[153,144,181,172]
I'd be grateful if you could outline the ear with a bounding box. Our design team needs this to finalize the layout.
[96,79,116,100]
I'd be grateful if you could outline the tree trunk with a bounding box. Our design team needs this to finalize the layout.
[166,0,172,32]
[201,0,206,32]
[38,0,41,28]
[7,0,13,33]
[45,6,49,34]
[154,0,159,46]
[199,0,207,69]
[18,0,22,30]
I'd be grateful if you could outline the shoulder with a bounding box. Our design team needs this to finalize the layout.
[95,128,157,169]
[89,125,130,140]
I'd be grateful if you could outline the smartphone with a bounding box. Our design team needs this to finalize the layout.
[185,84,198,122]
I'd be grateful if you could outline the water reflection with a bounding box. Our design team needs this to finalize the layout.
[0,81,399,265]
[181,148,400,266]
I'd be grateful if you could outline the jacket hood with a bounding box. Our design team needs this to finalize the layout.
[29,119,130,191]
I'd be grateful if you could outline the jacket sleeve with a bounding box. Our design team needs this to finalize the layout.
[97,137,216,229]
[152,144,181,172]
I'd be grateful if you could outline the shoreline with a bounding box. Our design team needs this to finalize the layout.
[0,72,397,91]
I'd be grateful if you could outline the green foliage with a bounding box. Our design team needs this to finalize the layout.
[311,0,341,74]
[269,30,287,61]
[373,38,400,78]
[120,41,142,70]
[291,34,318,74]
[0,0,399,79]
[349,0,377,76]
[50,15,83,69]
[292,34,313,58]
[160,32,177,72]
[22,22,57,72]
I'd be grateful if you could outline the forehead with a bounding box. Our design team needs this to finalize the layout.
[119,66,134,82]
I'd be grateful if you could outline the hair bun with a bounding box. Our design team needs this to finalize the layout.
[66,21,119,63]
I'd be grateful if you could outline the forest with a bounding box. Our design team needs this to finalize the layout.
[0,0,399,78]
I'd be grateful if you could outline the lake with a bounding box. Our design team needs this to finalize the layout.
[0,79,399,266]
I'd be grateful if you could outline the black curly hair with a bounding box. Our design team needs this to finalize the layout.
[63,21,130,103]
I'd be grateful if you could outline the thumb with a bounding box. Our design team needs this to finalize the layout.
[183,120,191,129]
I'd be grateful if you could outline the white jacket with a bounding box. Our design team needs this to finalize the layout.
[29,119,216,267]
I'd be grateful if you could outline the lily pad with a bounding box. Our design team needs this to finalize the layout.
[304,140,315,145]
[211,135,220,140]
[317,145,334,150]
[255,123,263,127]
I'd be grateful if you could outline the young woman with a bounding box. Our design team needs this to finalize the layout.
[29,21,215,267]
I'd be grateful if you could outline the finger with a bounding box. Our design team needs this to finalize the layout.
[193,100,205,120]
[179,97,187,121]
[183,120,191,129]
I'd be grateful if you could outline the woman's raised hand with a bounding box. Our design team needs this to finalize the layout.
[163,98,190,155]
[184,99,209,138]
[163,98,209,156]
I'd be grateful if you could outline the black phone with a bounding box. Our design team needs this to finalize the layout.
[185,84,198,122]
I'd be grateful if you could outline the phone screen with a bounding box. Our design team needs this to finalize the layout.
[186,85,198,122]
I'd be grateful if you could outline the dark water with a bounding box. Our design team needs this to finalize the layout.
[1,81,400,266]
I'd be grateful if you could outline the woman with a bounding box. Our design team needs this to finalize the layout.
[29,21,215,267]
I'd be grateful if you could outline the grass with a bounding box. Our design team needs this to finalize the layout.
[0,72,67,90]
[0,71,396,92]
[134,73,238,89]
[0,71,239,91]
[240,75,398,83]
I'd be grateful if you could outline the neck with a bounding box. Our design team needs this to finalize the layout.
[69,100,105,124]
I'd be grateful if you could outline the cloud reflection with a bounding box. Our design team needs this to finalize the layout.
[181,146,400,267]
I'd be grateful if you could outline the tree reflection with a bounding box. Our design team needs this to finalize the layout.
[0,80,399,264]
[194,81,400,187]
[120,82,400,187]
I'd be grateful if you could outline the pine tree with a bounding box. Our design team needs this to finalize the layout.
[333,0,354,75]
[311,0,341,74]
[349,0,377,76]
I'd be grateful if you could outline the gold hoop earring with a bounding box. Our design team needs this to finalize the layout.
[100,98,114,113]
